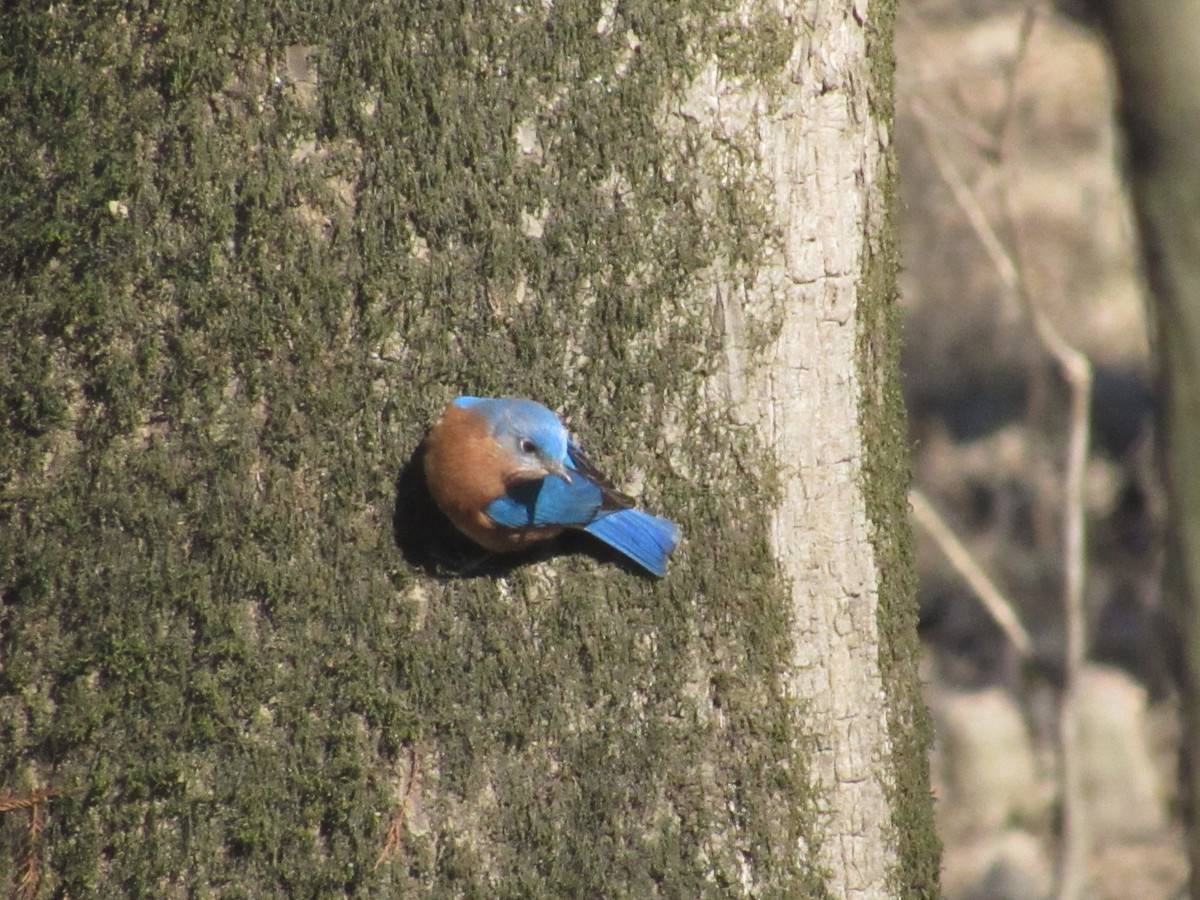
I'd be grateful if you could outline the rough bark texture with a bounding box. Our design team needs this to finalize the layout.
[0,1,935,896]
[1083,1,1200,893]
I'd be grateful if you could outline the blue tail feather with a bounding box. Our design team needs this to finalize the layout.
[584,509,680,577]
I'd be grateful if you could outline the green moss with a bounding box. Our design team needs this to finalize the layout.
[857,0,942,894]
[0,0,834,895]
[714,7,797,84]
[866,0,898,126]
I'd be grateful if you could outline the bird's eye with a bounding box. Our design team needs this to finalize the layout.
[519,439,538,455]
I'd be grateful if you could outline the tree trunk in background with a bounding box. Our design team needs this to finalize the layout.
[1083,2,1200,893]
[682,4,939,893]
[0,2,936,896]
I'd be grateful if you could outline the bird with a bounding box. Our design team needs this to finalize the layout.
[422,396,680,577]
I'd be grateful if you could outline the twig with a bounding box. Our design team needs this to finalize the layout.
[909,488,1033,657]
[910,100,1018,299]
[999,84,1093,900]
[994,12,1093,897]
[0,787,63,814]
[374,747,422,869]
[995,7,1040,158]
[1,786,66,900]
[914,12,1094,896]
[16,799,43,900]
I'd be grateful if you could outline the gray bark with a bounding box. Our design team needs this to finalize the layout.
[681,2,933,892]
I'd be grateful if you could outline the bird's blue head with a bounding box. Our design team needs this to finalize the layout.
[453,396,571,482]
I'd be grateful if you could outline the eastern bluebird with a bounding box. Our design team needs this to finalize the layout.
[422,396,680,577]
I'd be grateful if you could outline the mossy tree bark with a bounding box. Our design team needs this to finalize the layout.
[0,1,936,896]
[1084,2,1200,893]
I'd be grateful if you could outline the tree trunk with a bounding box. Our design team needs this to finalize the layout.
[0,2,936,896]
[1083,2,1200,893]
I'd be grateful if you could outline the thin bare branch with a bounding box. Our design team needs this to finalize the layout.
[0,787,63,814]
[15,800,43,900]
[999,95,1094,900]
[909,489,1033,658]
[911,99,1020,298]
[915,13,1095,894]
[1,787,66,900]
[995,6,1041,151]
[375,747,423,869]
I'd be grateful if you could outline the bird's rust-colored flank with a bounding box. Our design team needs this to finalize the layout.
[423,403,564,552]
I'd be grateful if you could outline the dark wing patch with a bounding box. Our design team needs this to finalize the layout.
[567,442,634,511]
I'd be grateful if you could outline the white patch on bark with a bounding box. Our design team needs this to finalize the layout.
[676,2,895,895]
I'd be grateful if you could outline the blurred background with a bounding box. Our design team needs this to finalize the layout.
[895,1,1186,897]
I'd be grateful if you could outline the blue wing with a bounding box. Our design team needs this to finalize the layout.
[484,474,603,528]
[484,441,682,577]
[564,441,680,574]
[584,509,680,578]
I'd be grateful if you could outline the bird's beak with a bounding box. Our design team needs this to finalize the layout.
[542,457,572,483]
